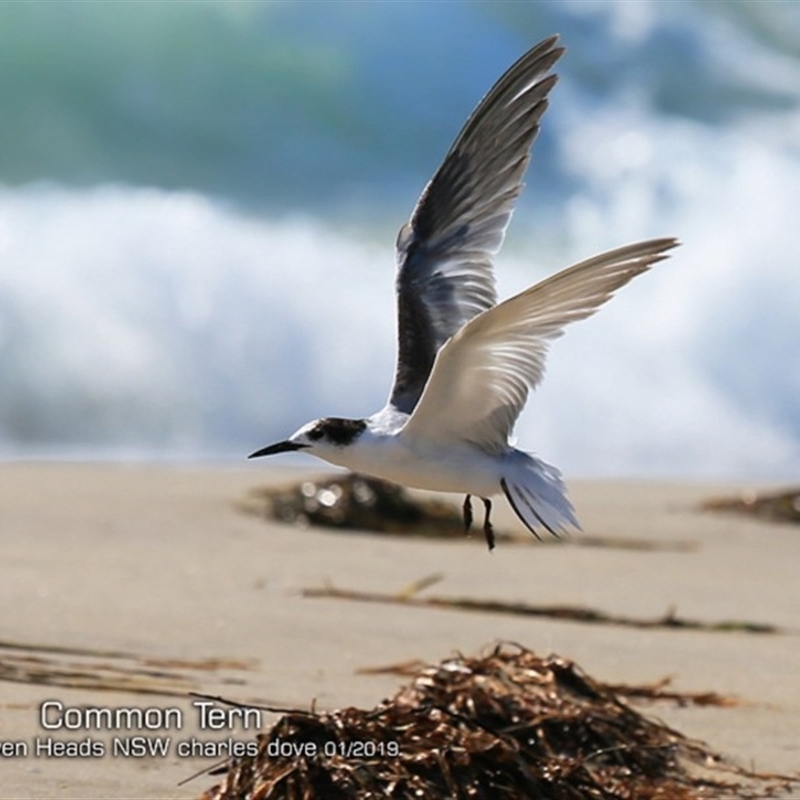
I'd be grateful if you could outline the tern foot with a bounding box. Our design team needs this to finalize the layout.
[482,498,495,551]
[462,494,473,532]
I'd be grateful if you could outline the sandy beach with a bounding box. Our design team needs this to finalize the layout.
[0,461,798,798]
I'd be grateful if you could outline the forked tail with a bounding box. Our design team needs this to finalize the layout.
[500,452,580,539]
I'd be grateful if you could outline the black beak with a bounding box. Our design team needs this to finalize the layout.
[248,441,309,459]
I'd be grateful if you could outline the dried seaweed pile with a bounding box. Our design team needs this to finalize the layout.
[200,644,786,800]
[237,474,480,538]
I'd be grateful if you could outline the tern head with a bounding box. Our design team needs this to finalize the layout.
[248,416,367,460]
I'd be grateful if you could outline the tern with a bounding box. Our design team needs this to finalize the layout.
[250,35,678,550]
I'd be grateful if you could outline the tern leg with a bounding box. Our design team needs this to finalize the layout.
[482,498,495,551]
[462,495,473,532]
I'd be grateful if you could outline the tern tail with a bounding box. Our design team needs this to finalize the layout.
[500,451,580,539]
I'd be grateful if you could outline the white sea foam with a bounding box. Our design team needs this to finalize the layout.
[1,173,799,478]
[0,185,395,456]
[535,92,800,478]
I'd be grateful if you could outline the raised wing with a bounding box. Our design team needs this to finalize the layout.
[400,238,680,453]
[389,36,564,413]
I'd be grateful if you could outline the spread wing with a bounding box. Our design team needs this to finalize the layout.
[400,239,680,452]
[388,35,564,414]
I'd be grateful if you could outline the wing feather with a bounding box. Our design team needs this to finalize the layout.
[389,36,564,413]
[400,238,680,452]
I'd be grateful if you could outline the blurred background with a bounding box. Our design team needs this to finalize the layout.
[1,0,799,478]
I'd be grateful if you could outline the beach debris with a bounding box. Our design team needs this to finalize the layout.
[602,677,742,708]
[198,643,792,800]
[357,659,740,708]
[302,578,783,634]
[700,486,800,525]
[0,639,255,698]
[238,474,477,538]
[240,474,696,550]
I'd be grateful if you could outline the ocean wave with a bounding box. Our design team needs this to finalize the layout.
[3,2,800,476]
[1,182,798,478]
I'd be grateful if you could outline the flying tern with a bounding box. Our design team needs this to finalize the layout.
[250,35,678,549]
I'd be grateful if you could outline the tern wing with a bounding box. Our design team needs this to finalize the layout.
[388,36,564,414]
[401,239,679,453]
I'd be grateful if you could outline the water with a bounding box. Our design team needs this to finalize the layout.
[2,1,800,478]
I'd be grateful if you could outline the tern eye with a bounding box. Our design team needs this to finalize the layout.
[307,425,325,441]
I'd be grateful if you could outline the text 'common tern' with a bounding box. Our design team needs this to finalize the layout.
[250,35,678,550]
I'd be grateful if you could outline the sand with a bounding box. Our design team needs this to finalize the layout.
[0,461,797,798]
